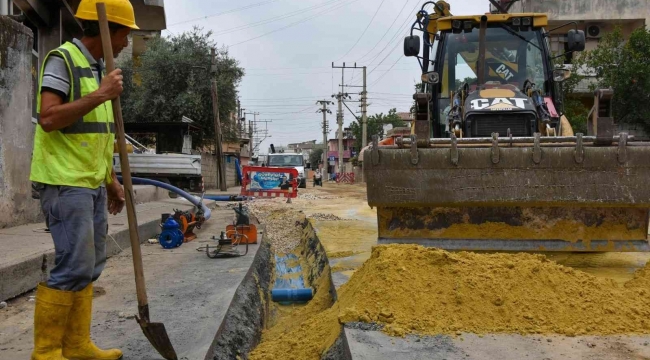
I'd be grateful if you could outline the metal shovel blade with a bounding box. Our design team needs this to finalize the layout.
[136,306,178,360]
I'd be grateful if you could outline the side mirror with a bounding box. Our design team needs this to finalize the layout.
[421,71,439,84]
[567,29,586,52]
[553,68,572,82]
[404,35,421,57]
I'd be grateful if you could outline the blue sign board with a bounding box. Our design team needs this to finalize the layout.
[328,156,335,161]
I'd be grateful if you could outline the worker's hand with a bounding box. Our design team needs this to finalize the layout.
[107,180,125,215]
[98,69,123,101]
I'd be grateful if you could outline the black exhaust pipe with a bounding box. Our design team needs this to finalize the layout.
[270,144,276,154]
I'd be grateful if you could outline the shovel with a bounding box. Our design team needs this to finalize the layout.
[96,3,178,360]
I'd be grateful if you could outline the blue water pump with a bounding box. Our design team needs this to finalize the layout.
[159,217,184,249]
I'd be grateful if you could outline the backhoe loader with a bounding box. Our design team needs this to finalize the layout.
[364,1,650,251]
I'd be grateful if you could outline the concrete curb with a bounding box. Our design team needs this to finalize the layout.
[0,200,215,302]
[132,185,169,204]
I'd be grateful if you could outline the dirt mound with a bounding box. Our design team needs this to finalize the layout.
[327,251,356,259]
[308,213,343,221]
[299,193,341,201]
[248,202,304,253]
[337,245,650,337]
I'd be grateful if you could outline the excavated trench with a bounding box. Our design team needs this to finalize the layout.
[202,185,650,360]
[203,215,352,360]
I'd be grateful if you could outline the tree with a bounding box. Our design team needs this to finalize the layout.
[309,146,324,168]
[118,28,245,147]
[582,27,650,132]
[454,76,478,91]
[349,108,405,151]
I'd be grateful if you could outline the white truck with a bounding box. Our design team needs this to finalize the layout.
[112,136,203,194]
[266,152,306,188]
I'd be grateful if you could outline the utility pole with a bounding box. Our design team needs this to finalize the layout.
[336,93,344,174]
[332,62,364,175]
[316,100,333,181]
[250,117,271,152]
[237,100,242,139]
[361,66,368,183]
[210,48,227,191]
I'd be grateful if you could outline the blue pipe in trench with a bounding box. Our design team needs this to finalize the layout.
[117,176,212,220]
[203,195,249,202]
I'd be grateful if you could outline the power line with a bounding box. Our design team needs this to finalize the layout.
[241,96,330,100]
[371,91,415,96]
[167,0,280,27]
[355,0,413,62]
[228,0,361,47]
[370,48,408,86]
[213,0,343,37]
[363,1,420,66]
[334,0,387,62]
[245,66,331,71]
[243,71,333,76]
[350,1,425,84]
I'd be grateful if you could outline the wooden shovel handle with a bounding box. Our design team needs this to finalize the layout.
[96,3,148,308]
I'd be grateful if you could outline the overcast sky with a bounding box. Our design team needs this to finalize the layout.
[164,0,489,153]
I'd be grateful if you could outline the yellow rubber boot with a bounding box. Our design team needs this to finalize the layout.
[62,284,123,360]
[31,282,74,360]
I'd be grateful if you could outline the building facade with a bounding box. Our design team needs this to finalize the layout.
[327,136,356,175]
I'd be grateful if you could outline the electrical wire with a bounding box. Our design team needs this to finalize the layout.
[241,96,330,100]
[243,71,333,76]
[370,52,405,86]
[108,233,124,252]
[228,0,361,47]
[349,0,428,84]
[364,0,421,66]
[168,0,280,27]
[334,0,387,61]
[355,0,414,62]
[213,0,344,37]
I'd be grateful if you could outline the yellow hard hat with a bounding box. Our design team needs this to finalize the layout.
[75,0,139,29]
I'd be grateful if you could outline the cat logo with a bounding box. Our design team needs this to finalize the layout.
[470,97,528,111]
[495,64,515,81]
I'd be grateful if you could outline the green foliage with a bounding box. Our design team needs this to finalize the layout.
[563,98,589,134]
[454,76,478,91]
[118,28,245,147]
[309,146,324,167]
[410,82,421,116]
[581,27,650,132]
[349,108,405,151]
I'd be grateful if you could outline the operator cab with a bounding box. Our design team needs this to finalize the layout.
[405,10,585,139]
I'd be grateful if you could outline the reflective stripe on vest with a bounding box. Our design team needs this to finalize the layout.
[29,42,116,189]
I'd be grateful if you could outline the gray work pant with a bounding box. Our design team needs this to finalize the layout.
[37,184,108,291]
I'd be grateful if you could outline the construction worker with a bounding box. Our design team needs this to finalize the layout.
[29,1,138,359]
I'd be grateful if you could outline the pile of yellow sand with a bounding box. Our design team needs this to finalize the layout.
[337,245,650,337]
[250,245,650,359]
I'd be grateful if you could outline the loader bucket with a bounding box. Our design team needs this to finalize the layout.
[365,134,650,252]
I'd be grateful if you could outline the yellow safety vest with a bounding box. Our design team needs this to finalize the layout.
[30,42,115,188]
